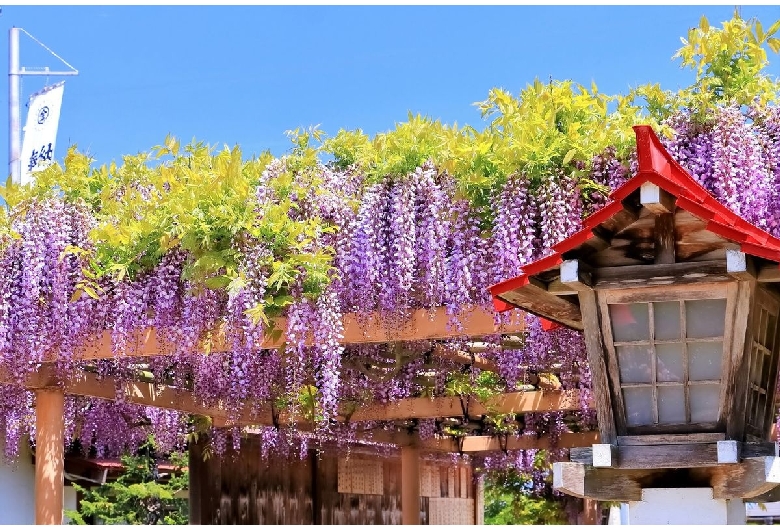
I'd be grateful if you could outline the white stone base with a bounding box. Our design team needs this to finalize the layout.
[621,488,744,525]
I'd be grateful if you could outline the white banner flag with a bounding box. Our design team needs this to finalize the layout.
[20,82,65,185]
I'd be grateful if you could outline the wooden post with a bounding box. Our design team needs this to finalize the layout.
[654,213,676,264]
[581,499,600,524]
[401,446,421,525]
[188,439,203,525]
[474,474,485,525]
[35,388,65,525]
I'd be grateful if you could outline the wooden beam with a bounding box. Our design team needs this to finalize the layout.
[653,213,676,265]
[579,289,617,445]
[42,370,591,428]
[593,260,730,290]
[240,427,598,453]
[599,203,641,236]
[724,279,756,440]
[556,458,780,502]
[553,462,653,501]
[617,433,725,446]
[485,389,587,415]
[758,264,780,283]
[35,389,65,525]
[74,305,526,361]
[345,390,587,423]
[570,442,776,469]
[421,431,599,453]
[709,457,780,499]
[431,344,497,372]
[497,280,583,331]
[640,182,676,215]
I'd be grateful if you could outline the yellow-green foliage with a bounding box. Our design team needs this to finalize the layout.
[323,14,780,209]
[0,135,340,309]
[0,13,777,298]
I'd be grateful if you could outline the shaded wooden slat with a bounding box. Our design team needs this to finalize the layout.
[497,281,583,331]
[421,431,599,453]
[556,456,780,502]
[758,264,780,283]
[596,291,628,438]
[431,344,497,372]
[553,462,653,502]
[725,280,757,440]
[19,369,594,439]
[345,390,588,423]
[73,305,526,360]
[709,457,779,499]
[653,212,676,264]
[570,443,725,469]
[617,433,725,446]
[593,260,729,290]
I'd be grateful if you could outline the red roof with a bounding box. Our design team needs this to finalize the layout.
[489,125,780,315]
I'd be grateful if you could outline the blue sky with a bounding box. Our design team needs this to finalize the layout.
[3,5,780,171]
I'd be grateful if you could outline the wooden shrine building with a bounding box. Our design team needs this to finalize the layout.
[490,125,780,524]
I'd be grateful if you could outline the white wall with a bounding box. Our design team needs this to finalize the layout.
[63,484,78,523]
[0,438,35,524]
[0,437,78,524]
[623,488,744,525]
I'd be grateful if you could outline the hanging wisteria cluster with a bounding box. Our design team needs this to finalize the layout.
[1,102,780,470]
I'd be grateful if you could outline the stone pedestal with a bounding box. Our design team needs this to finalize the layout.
[620,488,744,525]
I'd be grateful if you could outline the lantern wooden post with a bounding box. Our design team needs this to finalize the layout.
[401,445,421,525]
[35,388,65,525]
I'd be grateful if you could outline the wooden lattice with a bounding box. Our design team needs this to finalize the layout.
[337,457,383,495]
[428,498,475,525]
[420,465,440,498]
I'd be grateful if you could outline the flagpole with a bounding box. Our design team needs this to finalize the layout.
[8,28,78,186]
[9,27,20,185]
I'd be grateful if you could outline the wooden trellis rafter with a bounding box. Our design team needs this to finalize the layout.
[19,367,590,428]
[64,305,526,361]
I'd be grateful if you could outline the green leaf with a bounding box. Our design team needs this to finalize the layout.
[562,148,577,166]
[82,285,100,300]
[204,275,231,290]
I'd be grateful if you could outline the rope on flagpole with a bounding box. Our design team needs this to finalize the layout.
[18,28,78,74]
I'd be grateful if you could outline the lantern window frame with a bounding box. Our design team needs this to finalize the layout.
[597,282,734,435]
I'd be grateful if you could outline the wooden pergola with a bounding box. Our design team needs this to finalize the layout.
[24,304,598,524]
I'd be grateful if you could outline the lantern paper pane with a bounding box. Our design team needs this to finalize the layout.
[685,299,727,338]
[610,303,649,342]
[656,343,684,382]
[658,385,686,424]
[689,341,723,381]
[624,387,653,426]
[690,384,720,423]
[654,301,681,340]
[617,344,653,384]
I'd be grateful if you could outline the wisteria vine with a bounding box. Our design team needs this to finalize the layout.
[0,96,778,495]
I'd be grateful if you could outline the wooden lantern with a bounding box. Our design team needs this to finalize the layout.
[489,126,780,501]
